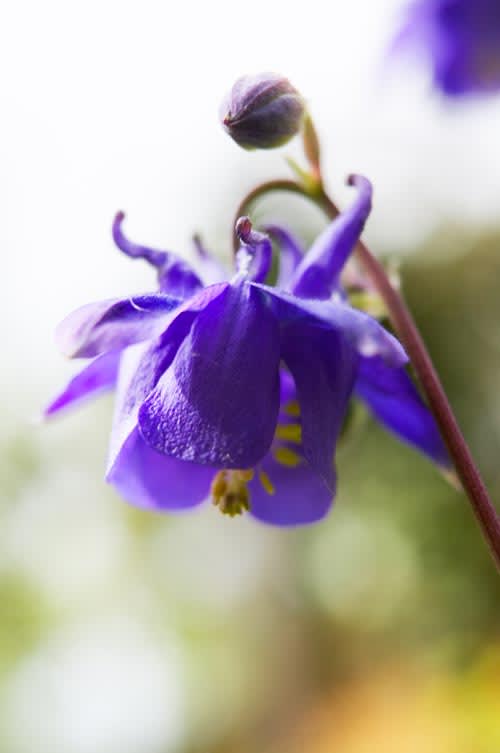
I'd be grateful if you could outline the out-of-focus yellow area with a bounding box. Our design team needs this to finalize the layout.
[279,648,500,753]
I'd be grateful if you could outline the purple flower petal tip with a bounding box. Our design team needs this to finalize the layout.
[290,174,373,299]
[44,352,120,418]
[55,294,182,359]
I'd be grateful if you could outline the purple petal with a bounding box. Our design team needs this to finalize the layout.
[355,355,450,467]
[249,453,333,526]
[44,351,120,417]
[139,281,281,468]
[107,427,212,510]
[281,324,358,490]
[113,212,203,297]
[106,284,229,457]
[249,370,333,525]
[56,293,182,358]
[252,283,408,368]
[105,338,213,510]
[290,175,372,299]
[106,284,231,494]
[263,225,304,288]
[106,342,177,483]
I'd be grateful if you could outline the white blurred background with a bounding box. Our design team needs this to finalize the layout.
[2,1,500,752]
[3,0,500,393]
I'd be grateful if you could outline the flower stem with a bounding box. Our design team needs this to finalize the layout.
[233,179,500,571]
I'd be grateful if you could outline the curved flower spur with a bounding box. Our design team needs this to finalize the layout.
[45,175,449,526]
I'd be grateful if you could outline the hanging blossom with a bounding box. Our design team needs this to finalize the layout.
[45,176,449,526]
[393,0,500,96]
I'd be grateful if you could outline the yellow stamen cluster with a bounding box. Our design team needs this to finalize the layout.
[210,401,305,515]
[210,469,254,517]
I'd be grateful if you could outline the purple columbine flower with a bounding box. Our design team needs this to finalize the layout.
[394,0,500,96]
[46,175,449,526]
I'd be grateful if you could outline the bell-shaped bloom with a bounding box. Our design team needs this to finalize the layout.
[46,175,448,525]
[393,0,500,96]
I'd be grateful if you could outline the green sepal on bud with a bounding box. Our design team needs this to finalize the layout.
[220,72,305,150]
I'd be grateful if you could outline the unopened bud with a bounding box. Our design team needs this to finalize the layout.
[221,72,305,150]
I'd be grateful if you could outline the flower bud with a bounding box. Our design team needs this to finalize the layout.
[220,72,305,150]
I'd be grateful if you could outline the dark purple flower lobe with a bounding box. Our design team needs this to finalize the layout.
[138,281,281,468]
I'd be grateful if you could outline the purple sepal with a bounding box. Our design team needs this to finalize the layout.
[108,427,213,511]
[55,293,182,358]
[356,355,450,467]
[252,283,408,368]
[106,283,229,471]
[249,456,333,526]
[106,344,213,510]
[106,284,231,466]
[44,351,120,417]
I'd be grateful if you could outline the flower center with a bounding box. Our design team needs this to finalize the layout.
[210,469,254,517]
[210,468,278,518]
[210,399,304,517]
